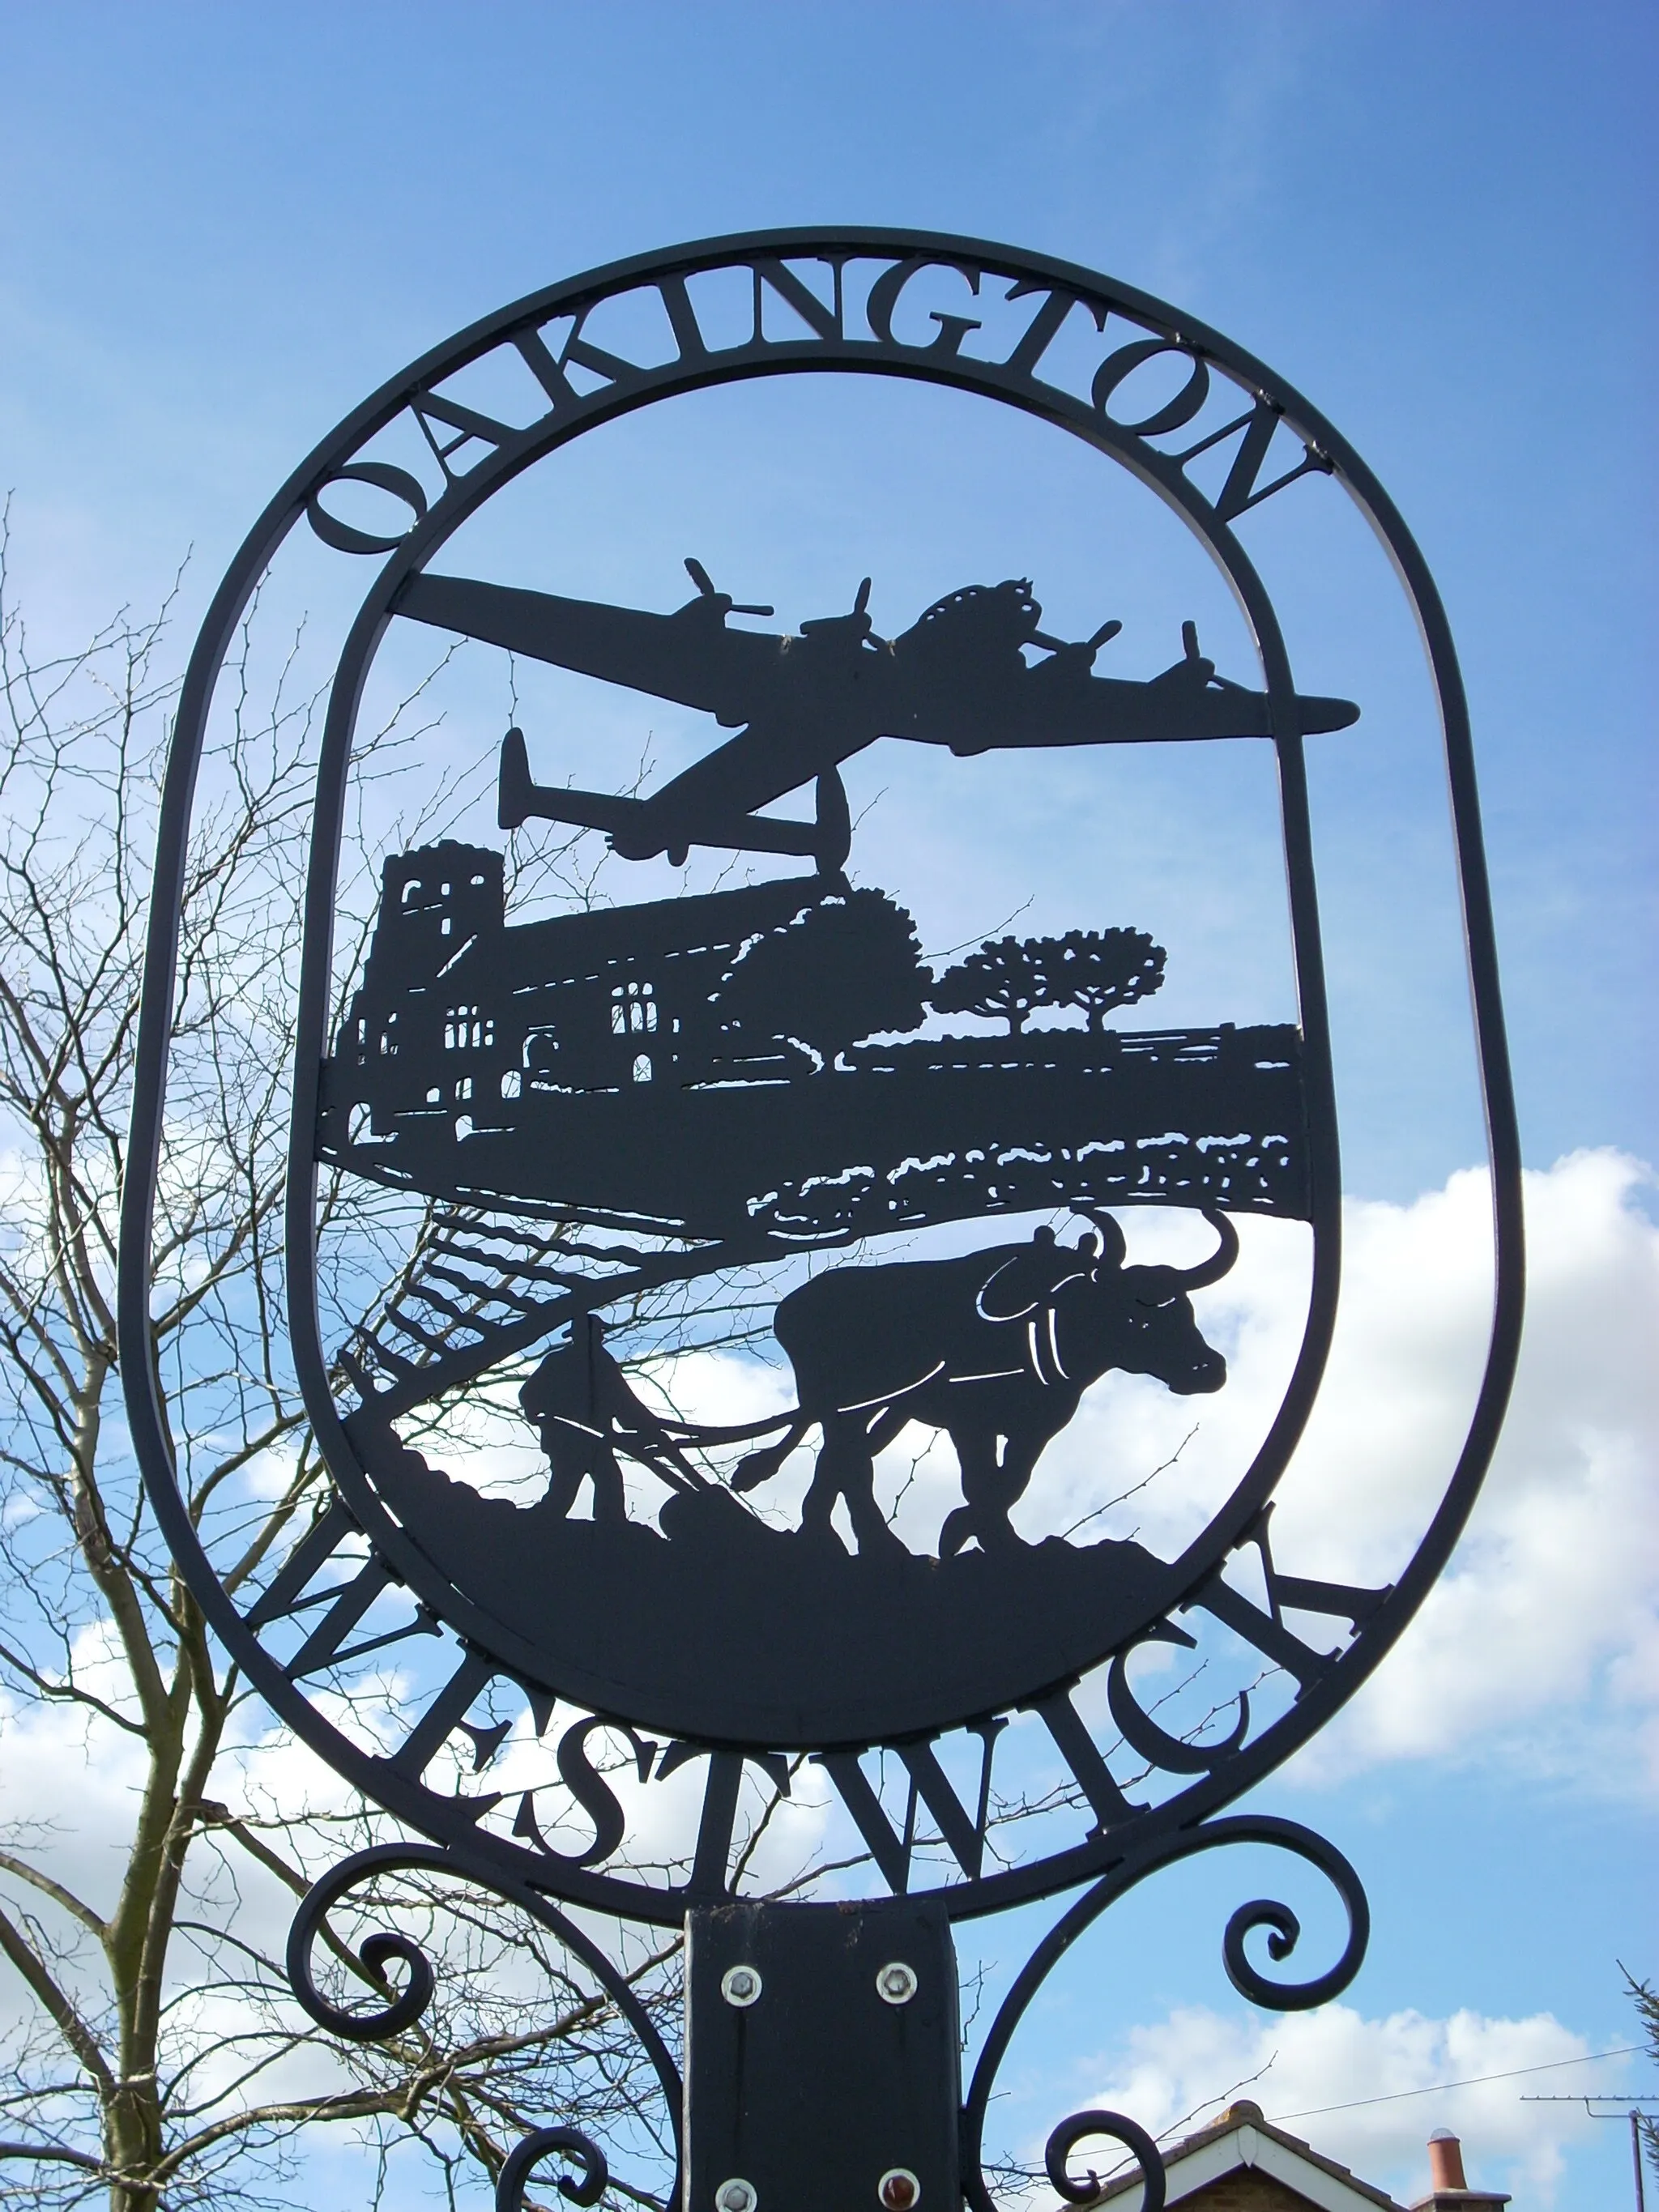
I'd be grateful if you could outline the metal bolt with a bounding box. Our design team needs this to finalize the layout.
[879,2168,920,2210]
[720,1964,762,2007]
[876,1961,918,2005]
[716,2181,757,2212]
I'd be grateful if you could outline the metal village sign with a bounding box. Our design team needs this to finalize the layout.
[119,231,1523,2211]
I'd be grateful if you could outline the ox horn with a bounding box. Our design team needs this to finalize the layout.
[1078,1208,1127,1269]
[1172,1207,1239,1289]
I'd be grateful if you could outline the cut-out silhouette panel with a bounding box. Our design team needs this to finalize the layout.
[732,1210,1238,1558]
[319,852,1306,1240]
[399,565,1358,874]
[314,562,1337,1744]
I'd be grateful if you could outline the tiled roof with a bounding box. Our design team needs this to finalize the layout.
[1091,2102,1406,2211]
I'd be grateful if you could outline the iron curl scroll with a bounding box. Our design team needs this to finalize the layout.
[496,2127,609,2212]
[284,1840,680,2206]
[285,1852,437,2042]
[961,1813,1368,2210]
[1046,2111,1166,2212]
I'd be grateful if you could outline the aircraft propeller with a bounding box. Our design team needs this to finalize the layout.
[799,576,875,639]
[683,556,774,619]
[1029,615,1124,669]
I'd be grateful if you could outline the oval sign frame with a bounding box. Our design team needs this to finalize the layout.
[120,230,1523,1922]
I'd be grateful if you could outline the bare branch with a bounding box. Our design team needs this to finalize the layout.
[0,1853,107,1942]
[0,1901,116,2095]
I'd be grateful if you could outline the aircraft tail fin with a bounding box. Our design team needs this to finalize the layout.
[497,727,535,830]
[497,731,655,845]
[496,727,834,863]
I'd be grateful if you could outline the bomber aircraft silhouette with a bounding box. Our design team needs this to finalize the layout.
[395,560,1360,873]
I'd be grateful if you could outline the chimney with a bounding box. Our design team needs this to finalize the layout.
[1429,2133,1467,2192]
[1409,2129,1511,2211]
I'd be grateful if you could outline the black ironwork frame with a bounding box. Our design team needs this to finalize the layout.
[284,1840,677,2210]
[117,229,1523,2203]
[279,1808,1367,2207]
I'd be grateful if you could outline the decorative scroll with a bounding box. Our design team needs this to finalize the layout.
[1046,2112,1166,2212]
[283,1843,680,2209]
[495,2129,608,2212]
[960,1814,1370,2211]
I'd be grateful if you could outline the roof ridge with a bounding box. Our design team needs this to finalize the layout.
[1094,2100,1407,2210]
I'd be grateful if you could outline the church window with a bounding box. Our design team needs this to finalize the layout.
[611,978,659,1036]
[444,1005,493,1051]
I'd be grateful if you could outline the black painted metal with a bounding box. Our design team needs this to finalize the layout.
[496,2128,609,2212]
[958,1813,1368,2211]
[290,246,1344,1771]
[1045,2114,1166,2212]
[284,1840,680,2206]
[684,1899,961,2212]
[399,563,1354,876]
[117,229,1523,2203]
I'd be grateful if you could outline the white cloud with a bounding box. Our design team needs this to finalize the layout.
[1003,1149,1658,1792]
[1282,1150,1659,1787]
[1068,1998,1612,2207]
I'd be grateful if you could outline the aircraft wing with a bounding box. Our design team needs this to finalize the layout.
[914,665,1360,754]
[395,573,787,719]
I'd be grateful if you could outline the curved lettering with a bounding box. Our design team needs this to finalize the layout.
[1090,339,1211,437]
[306,461,430,556]
[1107,1630,1249,1774]
[865,256,983,357]
[512,1718,655,1867]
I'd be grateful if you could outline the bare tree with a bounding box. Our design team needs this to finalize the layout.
[0,531,692,2212]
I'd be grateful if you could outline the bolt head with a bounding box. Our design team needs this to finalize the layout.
[876,1960,918,2005]
[716,2181,757,2212]
[879,2168,920,2210]
[720,1964,762,2007]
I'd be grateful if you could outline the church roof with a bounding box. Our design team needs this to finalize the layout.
[497,872,819,977]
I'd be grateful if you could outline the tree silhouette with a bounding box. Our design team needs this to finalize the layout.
[930,927,1166,1035]
[1049,927,1166,1032]
[716,889,930,1064]
[929,936,1053,1034]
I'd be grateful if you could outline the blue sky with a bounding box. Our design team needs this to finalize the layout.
[2,2,1653,1167]
[1,6,1654,2207]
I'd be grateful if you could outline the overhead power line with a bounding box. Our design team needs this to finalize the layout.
[1269,2045,1644,2123]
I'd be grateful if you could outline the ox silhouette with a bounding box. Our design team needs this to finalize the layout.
[733,1210,1238,1557]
